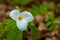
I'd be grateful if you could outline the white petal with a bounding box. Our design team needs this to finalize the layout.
[16,20,28,31]
[21,11,34,22]
[10,9,20,21]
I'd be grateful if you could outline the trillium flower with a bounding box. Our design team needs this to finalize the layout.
[10,9,34,31]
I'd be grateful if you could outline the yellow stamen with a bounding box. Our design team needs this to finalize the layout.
[18,16,23,20]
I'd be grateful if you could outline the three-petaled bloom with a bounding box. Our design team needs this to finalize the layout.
[10,9,34,31]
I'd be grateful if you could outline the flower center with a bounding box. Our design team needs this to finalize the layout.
[18,16,23,20]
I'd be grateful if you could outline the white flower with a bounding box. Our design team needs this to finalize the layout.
[10,9,34,31]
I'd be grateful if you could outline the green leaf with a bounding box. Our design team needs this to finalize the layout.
[16,6,20,11]
[9,0,17,6]
[3,19,15,31]
[54,17,60,24]
[0,27,3,38]
[55,7,60,14]
[46,21,52,27]
[3,19,14,26]
[0,19,15,38]
[30,5,40,16]
[17,0,32,5]
[8,27,22,40]
[29,22,39,40]
[46,13,55,21]
[3,22,16,36]
[49,24,56,31]
[39,3,52,14]
[54,17,60,21]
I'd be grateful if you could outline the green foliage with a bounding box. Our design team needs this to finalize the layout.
[10,0,17,6]
[3,19,14,26]
[46,13,55,21]
[54,17,60,21]
[39,3,52,14]
[16,6,20,10]
[46,21,53,27]
[54,17,60,24]
[0,19,39,40]
[0,27,3,38]
[8,27,22,40]
[10,0,32,5]
[0,19,15,38]
[55,7,60,14]
[46,21,56,31]
[17,0,32,5]
[30,5,40,16]
[45,13,56,31]
[0,19,23,40]
[49,24,56,31]
[29,22,39,40]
